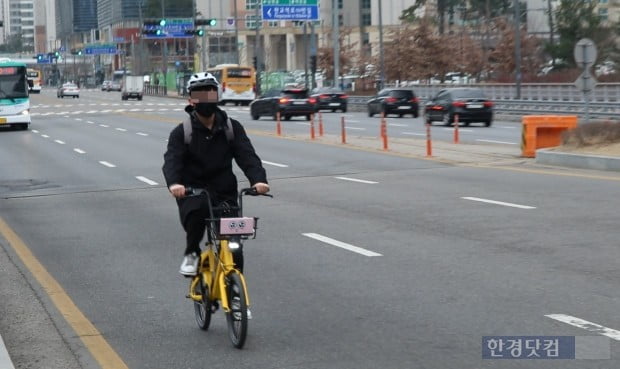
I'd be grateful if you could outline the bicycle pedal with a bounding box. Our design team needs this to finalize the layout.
[211,301,220,313]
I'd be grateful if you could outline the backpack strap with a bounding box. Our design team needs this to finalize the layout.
[182,118,192,145]
[224,117,234,143]
[182,115,234,145]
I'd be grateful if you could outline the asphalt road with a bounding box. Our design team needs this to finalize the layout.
[1,89,619,369]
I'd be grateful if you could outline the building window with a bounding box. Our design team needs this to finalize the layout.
[338,0,343,9]
[338,14,343,26]
[246,0,258,10]
[598,7,608,20]
[362,0,371,9]
[246,14,259,29]
[268,21,279,27]
[362,13,371,26]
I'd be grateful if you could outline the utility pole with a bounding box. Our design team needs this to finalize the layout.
[514,0,522,99]
[332,0,339,88]
[161,0,167,91]
[234,0,240,64]
[310,22,316,89]
[255,1,261,95]
[378,0,385,90]
[304,22,309,88]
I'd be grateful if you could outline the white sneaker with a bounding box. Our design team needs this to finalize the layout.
[179,252,199,276]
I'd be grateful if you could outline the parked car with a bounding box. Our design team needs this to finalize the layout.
[101,80,111,91]
[57,83,80,98]
[250,88,317,121]
[367,88,419,118]
[424,87,494,127]
[309,87,348,113]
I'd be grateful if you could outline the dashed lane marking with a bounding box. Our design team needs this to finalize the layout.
[302,233,382,257]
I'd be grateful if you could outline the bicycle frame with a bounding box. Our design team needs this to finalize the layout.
[188,239,250,312]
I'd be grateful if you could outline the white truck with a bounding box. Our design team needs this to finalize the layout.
[121,75,144,100]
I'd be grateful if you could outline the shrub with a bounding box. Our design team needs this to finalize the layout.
[562,120,620,147]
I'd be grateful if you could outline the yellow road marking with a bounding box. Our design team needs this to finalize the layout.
[0,216,129,369]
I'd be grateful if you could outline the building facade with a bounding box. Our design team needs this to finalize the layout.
[1,0,35,51]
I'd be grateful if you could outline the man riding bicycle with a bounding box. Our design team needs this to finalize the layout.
[162,72,269,276]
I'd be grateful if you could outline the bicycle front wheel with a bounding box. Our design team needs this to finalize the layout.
[226,273,248,348]
[193,276,212,330]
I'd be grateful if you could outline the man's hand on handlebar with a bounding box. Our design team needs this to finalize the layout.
[169,184,186,198]
[252,182,270,195]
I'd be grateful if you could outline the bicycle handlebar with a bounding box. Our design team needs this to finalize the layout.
[184,186,272,218]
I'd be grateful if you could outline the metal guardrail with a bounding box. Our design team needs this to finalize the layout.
[348,95,620,119]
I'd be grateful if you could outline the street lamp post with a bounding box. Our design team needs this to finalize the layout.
[378,0,385,90]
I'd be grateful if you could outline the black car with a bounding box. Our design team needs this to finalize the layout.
[367,88,419,118]
[424,87,494,126]
[310,87,348,113]
[250,88,316,121]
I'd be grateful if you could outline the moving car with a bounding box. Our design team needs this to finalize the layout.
[109,80,122,91]
[309,87,348,113]
[424,87,494,126]
[101,80,111,91]
[250,88,316,121]
[367,88,419,118]
[57,83,80,98]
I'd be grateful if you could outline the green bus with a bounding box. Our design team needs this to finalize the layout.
[0,58,31,130]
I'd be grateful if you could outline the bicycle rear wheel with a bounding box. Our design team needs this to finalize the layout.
[226,273,248,348]
[193,277,212,330]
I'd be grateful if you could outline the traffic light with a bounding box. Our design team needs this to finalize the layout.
[159,19,167,27]
[184,29,204,37]
[54,51,60,58]
[310,55,317,73]
[195,18,217,26]
[77,49,83,56]
[196,29,204,36]
[37,54,43,61]
[252,56,257,70]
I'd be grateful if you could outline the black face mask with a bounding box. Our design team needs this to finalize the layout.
[195,103,218,118]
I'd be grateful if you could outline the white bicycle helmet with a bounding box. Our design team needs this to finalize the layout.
[187,72,221,101]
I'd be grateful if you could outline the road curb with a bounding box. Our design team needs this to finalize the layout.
[535,149,620,171]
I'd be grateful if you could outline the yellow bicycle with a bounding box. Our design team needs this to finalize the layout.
[185,187,271,349]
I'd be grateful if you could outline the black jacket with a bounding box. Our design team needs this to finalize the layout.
[162,106,267,224]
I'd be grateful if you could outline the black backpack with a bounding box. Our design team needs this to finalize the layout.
[182,115,234,145]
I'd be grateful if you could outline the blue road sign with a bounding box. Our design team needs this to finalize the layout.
[262,4,319,20]
[142,18,195,39]
[84,45,118,55]
[36,54,53,64]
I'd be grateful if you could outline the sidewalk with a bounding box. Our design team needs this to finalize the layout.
[0,241,83,369]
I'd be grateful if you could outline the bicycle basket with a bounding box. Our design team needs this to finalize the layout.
[219,217,256,236]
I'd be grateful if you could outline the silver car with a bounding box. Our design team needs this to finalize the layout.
[57,83,80,98]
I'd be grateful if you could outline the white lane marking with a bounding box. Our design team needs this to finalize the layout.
[99,161,116,168]
[347,119,360,123]
[498,126,517,129]
[86,110,98,114]
[546,314,620,341]
[335,176,378,184]
[115,128,127,132]
[99,124,109,128]
[41,134,49,138]
[136,132,148,136]
[476,139,518,145]
[75,118,82,121]
[87,121,95,124]
[73,148,86,154]
[136,176,158,185]
[389,123,408,127]
[345,126,366,131]
[302,233,382,257]
[32,129,39,133]
[402,132,425,136]
[54,140,65,145]
[462,197,536,209]
[262,160,288,168]
[442,127,473,132]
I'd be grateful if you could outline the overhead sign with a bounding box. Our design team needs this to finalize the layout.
[84,43,118,55]
[262,0,319,20]
[36,54,53,64]
[142,18,195,39]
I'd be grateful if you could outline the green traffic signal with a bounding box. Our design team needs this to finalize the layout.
[156,29,162,35]
[197,29,204,36]
[77,50,82,56]
[159,19,167,27]
[209,19,217,26]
